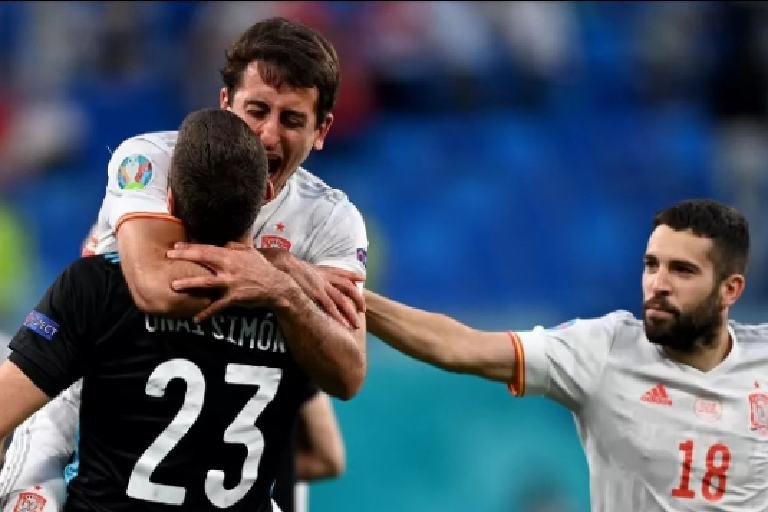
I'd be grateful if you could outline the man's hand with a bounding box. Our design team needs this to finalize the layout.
[259,248,364,329]
[169,243,366,399]
[166,242,297,323]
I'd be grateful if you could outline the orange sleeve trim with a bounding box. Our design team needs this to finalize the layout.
[115,212,181,234]
[506,331,525,397]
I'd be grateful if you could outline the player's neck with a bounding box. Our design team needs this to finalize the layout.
[663,325,732,373]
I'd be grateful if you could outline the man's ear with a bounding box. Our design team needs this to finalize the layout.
[313,113,333,150]
[721,273,746,307]
[219,87,231,110]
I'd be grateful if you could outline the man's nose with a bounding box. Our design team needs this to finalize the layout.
[650,267,671,293]
[256,116,279,148]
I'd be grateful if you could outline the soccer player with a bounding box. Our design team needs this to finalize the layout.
[0,108,364,512]
[363,199,768,510]
[1,16,365,512]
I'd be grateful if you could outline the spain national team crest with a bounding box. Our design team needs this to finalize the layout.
[12,490,47,512]
[117,154,153,190]
[260,235,291,250]
[749,390,768,435]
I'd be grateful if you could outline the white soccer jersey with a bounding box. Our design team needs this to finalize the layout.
[512,310,768,511]
[1,130,368,511]
[91,130,369,273]
[0,382,80,512]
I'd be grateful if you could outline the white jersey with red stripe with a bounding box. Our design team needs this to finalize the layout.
[1,130,367,512]
[513,310,768,511]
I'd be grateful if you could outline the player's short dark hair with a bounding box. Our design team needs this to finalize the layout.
[169,109,267,246]
[653,199,750,279]
[220,16,340,128]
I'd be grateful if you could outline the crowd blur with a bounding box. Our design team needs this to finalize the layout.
[2,1,768,327]
[2,2,768,510]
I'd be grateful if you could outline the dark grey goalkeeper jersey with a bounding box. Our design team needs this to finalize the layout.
[9,254,315,512]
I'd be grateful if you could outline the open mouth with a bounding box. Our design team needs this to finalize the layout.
[267,156,282,175]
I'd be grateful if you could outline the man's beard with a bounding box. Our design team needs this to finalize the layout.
[643,286,723,353]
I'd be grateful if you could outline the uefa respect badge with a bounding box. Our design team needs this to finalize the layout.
[23,311,59,341]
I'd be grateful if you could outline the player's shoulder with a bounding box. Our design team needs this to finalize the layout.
[608,309,643,329]
[559,310,641,331]
[64,253,123,280]
[291,167,354,207]
[731,320,768,347]
[107,131,177,185]
[52,254,124,307]
[112,130,178,156]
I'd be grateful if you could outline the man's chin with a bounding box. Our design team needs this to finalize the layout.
[644,320,675,346]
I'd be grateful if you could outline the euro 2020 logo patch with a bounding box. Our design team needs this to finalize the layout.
[117,154,153,190]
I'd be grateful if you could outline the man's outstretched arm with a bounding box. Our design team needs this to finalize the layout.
[364,290,517,383]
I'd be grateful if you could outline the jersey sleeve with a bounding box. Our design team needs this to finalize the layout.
[512,312,623,410]
[306,199,368,276]
[0,381,81,510]
[7,261,103,398]
[102,136,173,234]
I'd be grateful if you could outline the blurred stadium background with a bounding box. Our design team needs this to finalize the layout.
[2,1,768,511]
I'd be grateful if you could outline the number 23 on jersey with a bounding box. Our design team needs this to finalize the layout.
[126,359,283,508]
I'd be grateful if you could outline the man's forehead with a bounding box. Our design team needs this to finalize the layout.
[646,225,713,262]
[236,62,319,108]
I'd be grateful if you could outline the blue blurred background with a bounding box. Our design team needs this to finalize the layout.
[2,1,768,511]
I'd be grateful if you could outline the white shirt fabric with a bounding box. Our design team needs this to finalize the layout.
[0,333,10,362]
[514,310,768,511]
[0,130,368,511]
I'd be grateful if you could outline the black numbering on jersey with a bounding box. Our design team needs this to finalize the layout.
[125,359,283,508]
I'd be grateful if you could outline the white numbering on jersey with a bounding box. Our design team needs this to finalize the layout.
[205,364,282,508]
[126,359,283,508]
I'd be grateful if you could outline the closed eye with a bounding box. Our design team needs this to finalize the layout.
[281,112,307,129]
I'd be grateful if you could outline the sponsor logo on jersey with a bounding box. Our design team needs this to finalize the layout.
[356,247,367,267]
[640,383,672,406]
[694,398,722,422]
[23,311,59,341]
[12,489,47,512]
[748,390,768,435]
[261,235,291,250]
[117,154,153,190]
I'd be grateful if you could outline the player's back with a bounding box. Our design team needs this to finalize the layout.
[62,255,313,512]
